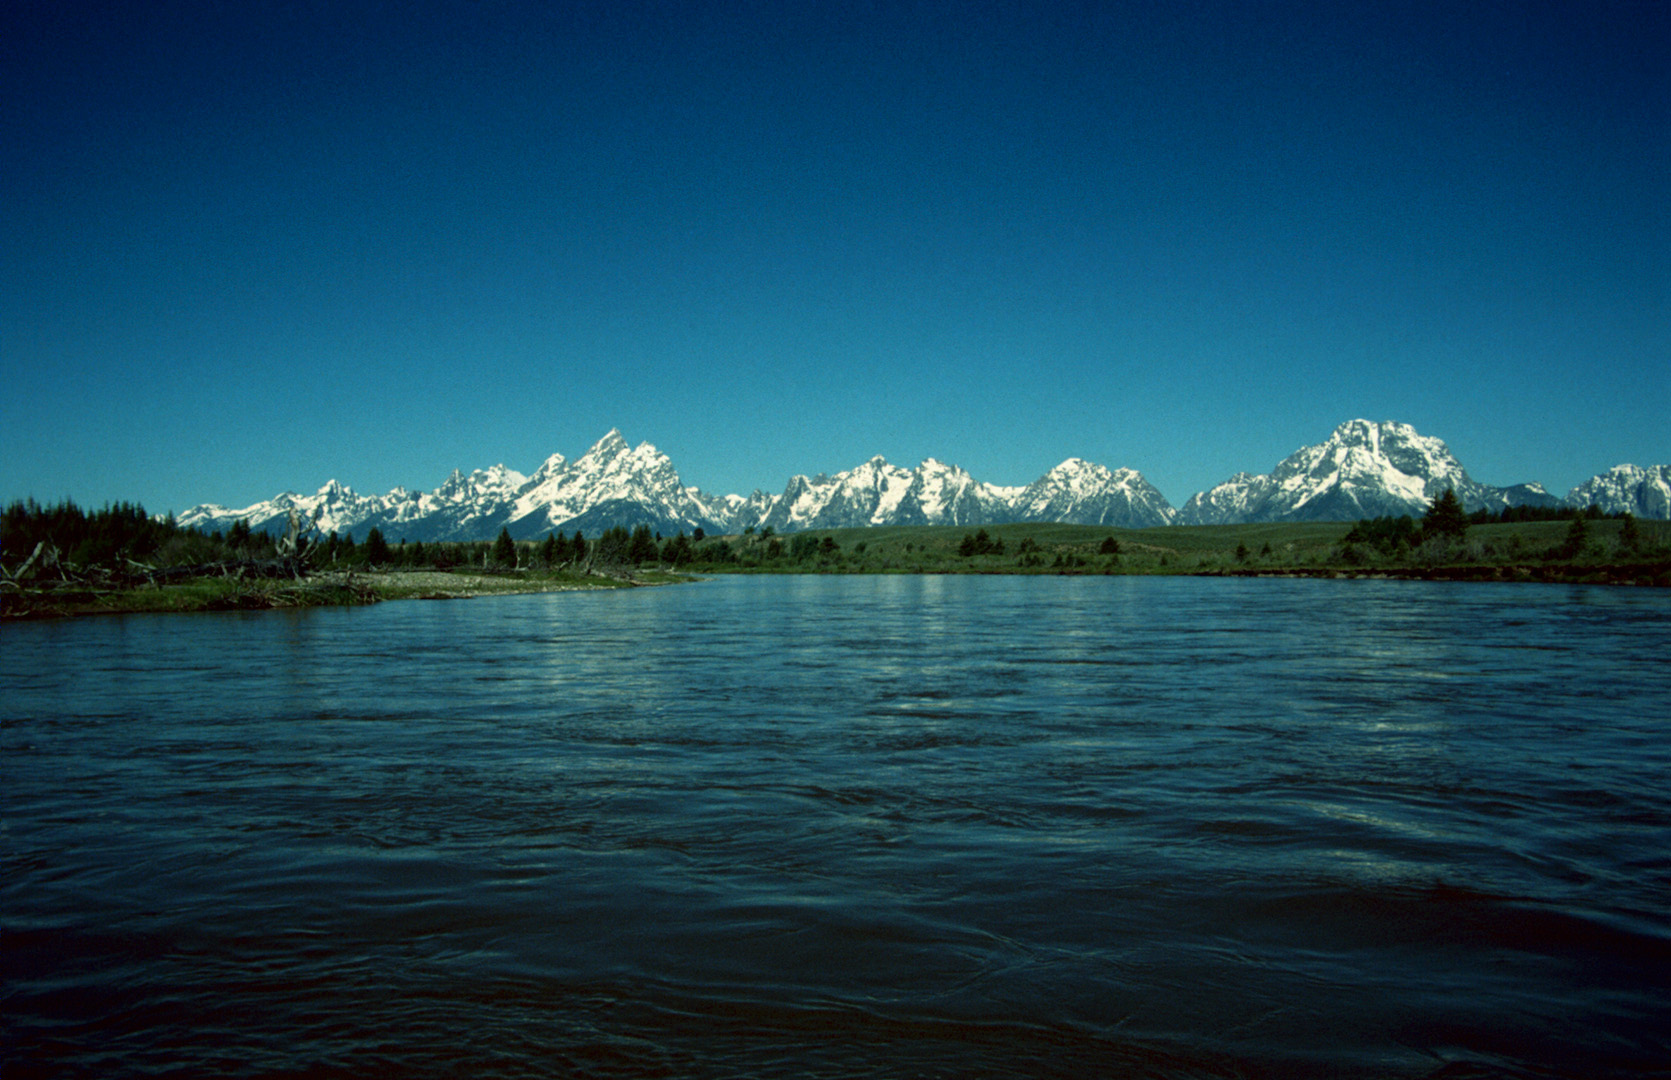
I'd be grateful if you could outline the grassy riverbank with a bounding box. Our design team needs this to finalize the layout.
[7,518,1667,619]
[0,567,685,620]
[687,519,1671,587]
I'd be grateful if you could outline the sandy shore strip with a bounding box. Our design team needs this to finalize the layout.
[351,569,635,600]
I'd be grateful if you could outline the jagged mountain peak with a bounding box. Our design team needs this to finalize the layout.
[1300,418,1459,471]
[176,433,1174,538]
[1015,458,1175,527]
[173,422,1671,541]
[1565,464,1671,518]
[1033,459,1103,493]
[1039,457,1122,482]
[527,452,569,484]
[435,468,471,499]
[1180,419,1535,525]
[473,463,524,483]
[1330,417,1418,441]
[585,429,631,457]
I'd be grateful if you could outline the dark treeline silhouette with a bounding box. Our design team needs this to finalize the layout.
[1,498,225,570]
[1,497,740,577]
[1339,488,1655,565]
[1344,496,1625,554]
[1470,503,1621,525]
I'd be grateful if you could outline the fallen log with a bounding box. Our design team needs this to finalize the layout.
[121,557,310,585]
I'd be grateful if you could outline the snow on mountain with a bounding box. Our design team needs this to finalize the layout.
[901,459,1023,527]
[177,435,1173,541]
[425,464,528,538]
[179,480,384,540]
[504,430,722,538]
[1564,465,1671,519]
[179,431,775,542]
[753,457,1024,532]
[744,453,1185,532]
[1176,420,1562,525]
[1500,482,1562,510]
[1174,472,1271,527]
[756,457,910,533]
[174,422,1669,541]
[711,490,777,532]
[1013,459,1176,527]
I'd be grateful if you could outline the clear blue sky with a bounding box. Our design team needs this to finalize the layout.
[4,0,1666,514]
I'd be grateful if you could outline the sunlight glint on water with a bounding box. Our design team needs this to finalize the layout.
[4,576,1669,1078]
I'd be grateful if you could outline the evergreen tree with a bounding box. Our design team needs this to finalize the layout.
[492,527,517,568]
[1421,489,1468,542]
[1344,515,1419,554]
[627,524,658,563]
[540,532,559,568]
[363,527,392,566]
[1,496,205,570]
[1559,513,1589,559]
[662,533,694,566]
[1619,513,1641,553]
[697,539,736,564]
[593,527,630,566]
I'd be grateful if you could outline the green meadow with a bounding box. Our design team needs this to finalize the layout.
[688,518,1671,586]
[8,512,1668,620]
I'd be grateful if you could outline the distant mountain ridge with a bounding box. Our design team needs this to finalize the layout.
[1177,419,1561,525]
[177,422,1671,541]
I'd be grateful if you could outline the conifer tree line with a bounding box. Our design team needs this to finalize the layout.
[1336,488,1653,564]
[1,497,737,574]
[3,498,228,571]
[6,492,1662,581]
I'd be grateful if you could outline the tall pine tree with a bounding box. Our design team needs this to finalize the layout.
[363,527,392,565]
[492,527,517,568]
[1421,489,1468,542]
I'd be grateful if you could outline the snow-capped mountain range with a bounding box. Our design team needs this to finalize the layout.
[178,422,1671,541]
[1176,418,1562,525]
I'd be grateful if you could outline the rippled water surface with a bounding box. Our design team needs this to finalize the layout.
[4,575,1669,1078]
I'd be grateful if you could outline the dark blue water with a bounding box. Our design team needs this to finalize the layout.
[4,575,1669,1078]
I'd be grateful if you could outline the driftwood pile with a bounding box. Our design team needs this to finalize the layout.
[1,510,360,617]
[0,540,321,616]
[2,541,309,589]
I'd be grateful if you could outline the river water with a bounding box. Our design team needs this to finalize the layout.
[3,575,1668,1078]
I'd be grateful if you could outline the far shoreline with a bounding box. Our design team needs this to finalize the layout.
[0,568,683,621]
[6,557,1667,622]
